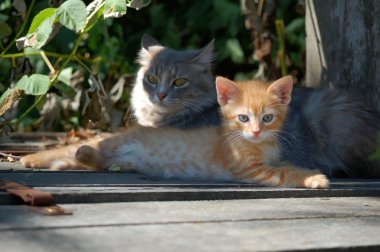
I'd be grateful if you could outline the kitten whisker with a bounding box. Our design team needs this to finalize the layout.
[222,132,246,151]
[268,135,288,154]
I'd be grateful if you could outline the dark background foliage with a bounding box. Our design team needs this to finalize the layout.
[0,0,305,132]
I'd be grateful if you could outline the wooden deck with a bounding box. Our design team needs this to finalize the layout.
[1,162,380,252]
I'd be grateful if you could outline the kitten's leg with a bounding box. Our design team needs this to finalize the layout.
[235,164,329,189]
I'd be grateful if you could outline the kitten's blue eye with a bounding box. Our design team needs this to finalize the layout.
[263,114,274,123]
[173,78,188,87]
[238,114,249,122]
[147,74,158,85]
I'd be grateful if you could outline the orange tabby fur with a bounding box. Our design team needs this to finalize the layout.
[20,76,329,188]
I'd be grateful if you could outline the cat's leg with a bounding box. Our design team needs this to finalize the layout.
[235,164,329,189]
[75,145,106,171]
[20,137,105,170]
[20,144,85,170]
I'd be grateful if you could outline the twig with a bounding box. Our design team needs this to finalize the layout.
[0,152,21,160]
[40,51,56,74]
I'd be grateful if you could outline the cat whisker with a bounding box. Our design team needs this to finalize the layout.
[171,98,212,122]
[271,133,293,148]
[222,132,246,151]
[268,130,296,140]
[268,135,288,153]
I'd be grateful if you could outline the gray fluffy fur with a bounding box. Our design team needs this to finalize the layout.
[131,35,220,129]
[131,35,380,178]
[281,87,380,178]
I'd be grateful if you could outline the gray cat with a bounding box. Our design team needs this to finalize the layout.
[282,88,380,178]
[131,35,380,178]
[131,35,220,129]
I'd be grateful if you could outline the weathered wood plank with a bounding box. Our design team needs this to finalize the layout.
[1,197,379,229]
[306,0,380,110]
[1,198,380,252]
[1,171,380,204]
[1,171,380,187]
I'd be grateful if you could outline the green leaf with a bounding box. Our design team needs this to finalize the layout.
[27,8,56,34]
[56,67,76,98]
[226,38,244,64]
[54,82,76,99]
[57,0,87,32]
[127,0,151,10]
[84,4,104,32]
[104,0,127,18]
[0,21,12,39]
[57,67,73,86]
[108,164,121,172]
[15,74,50,95]
[16,12,56,49]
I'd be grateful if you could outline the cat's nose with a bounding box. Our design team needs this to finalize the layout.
[252,130,261,138]
[157,93,167,101]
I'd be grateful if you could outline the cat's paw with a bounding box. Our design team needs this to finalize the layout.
[20,154,50,169]
[20,154,78,170]
[303,173,329,189]
[76,145,104,171]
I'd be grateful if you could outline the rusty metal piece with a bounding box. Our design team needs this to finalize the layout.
[0,179,72,215]
[28,205,72,216]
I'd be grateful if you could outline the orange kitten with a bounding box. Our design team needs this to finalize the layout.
[21,76,329,188]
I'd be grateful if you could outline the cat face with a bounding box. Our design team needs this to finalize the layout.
[216,76,293,144]
[136,35,216,112]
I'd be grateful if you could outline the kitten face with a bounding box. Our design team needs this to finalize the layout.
[216,76,293,144]
[136,35,216,112]
[231,105,280,143]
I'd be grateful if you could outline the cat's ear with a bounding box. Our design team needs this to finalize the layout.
[138,34,164,66]
[267,76,293,104]
[191,39,215,67]
[216,76,240,106]
[141,34,161,49]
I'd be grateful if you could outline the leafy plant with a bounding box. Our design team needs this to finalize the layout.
[0,0,305,133]
[0,0,151,132]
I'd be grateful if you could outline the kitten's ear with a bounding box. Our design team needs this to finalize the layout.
[267,76,293,105]
[216,76,240,106]
[191,39,215,66]
[141,34,161,50]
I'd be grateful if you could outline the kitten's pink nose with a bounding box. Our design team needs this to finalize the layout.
[252,130,261,138]
[157,93,167,101]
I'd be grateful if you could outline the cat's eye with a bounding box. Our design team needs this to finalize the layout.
[147,74,158,85]
[173,78,188,87]
[238,114,249,123]
[262,114,274,123]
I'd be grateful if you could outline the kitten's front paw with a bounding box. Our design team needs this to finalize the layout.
[303,173,329,189]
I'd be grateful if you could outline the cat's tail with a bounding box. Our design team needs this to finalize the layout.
[303,88,380,178]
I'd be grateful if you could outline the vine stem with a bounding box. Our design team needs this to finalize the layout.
[275,19,287,76]
[0,0,36,57]
[12,0,104,127]
[40,51,55,73]
[2,51,68,59]
[14,33,85,126]
[2,51,98,63]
